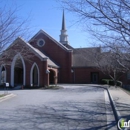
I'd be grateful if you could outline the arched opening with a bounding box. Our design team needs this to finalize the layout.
[1,66,6,84]
[49,70,55,84]
[30,63,39,87]
[32,66,38,85]
[11,53,25,87]
[14,58,23,86]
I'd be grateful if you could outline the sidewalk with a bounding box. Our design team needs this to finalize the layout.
[108,87,130,122]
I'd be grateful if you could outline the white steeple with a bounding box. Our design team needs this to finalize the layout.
[59,10,69,45]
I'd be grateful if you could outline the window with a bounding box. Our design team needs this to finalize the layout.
[37,39,45,47]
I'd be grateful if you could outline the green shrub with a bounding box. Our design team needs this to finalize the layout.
[101,79,110,84]
[101,79,122,86]
[109,80,116,85]
[117,81,122,87]
[44,85,63,90]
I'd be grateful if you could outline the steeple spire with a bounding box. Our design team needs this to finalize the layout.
[62,10,66,30]
[59,10,69,45]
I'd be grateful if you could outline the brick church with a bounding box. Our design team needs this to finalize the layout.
[0,11,129,88]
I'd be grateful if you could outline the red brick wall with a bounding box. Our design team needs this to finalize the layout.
[29,32,72,83]
[3,39,49,87]
[71,67,107,84]
[24,54,49,87]
[4,34,126,86]
[119,73,130,85]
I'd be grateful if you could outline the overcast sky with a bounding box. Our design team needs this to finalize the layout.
[0,0,93,48]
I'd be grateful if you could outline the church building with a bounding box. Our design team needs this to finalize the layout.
[1,11,127,88]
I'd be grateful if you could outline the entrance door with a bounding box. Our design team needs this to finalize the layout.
[49,70,55,84]
[14,58,24,86]
[91,73,99,84]
[32,66,38,86]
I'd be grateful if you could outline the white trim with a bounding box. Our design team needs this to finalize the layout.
[28,29,72,52]
[30,63,39,86]
[4,37,48,61]
[11,53,26,87]
[0,65,6,85]
[37,39,45,47]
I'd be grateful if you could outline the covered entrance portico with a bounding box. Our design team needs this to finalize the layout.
[11,53,25,87]
[48,68,58,85]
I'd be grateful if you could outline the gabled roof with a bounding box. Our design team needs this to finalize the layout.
[6,37,59,68]
[72,47,100,67]
[29,29,72,52]
[63,44,74,49]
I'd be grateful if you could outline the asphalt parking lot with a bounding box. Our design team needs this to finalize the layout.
[0,85,116,130]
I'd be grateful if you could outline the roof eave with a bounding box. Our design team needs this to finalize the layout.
[48,65,60,68]
[28,29,73,52]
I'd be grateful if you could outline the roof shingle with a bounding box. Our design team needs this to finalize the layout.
[72,47,101,67]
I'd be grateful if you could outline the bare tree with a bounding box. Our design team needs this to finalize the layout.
[59,0,130,81]
[91,47,128,86]
[60,2,130,47]
[60,0,130,44]
[0,5,32,65]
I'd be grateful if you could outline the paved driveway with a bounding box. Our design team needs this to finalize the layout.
[0,85,116,130]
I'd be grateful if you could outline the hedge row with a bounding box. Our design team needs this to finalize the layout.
[101,79,122,86]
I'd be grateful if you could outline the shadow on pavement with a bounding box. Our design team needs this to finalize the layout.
[116,102,130,120]
[0,100,116,130]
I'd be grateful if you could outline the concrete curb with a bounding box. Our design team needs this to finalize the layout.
[53,84,121,126]
[0,93,16,102]
[85,85,121,128]
[56,84,121,129]
[104,90,117,130]
[105,88,121,121]
[64,84,122,121]
[98,86,121,130]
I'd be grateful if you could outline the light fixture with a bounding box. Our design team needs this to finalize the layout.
[46,70,50,74]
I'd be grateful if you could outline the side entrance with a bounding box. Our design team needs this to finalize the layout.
[91,72,99,84]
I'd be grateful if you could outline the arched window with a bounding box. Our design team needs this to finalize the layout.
[33,66,38,85]
[30,63,39,86]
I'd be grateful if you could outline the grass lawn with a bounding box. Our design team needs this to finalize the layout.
[121,87,130,95]
[0,93,9,98]
[125,89,130,93]
[0,94,5,98]
[44,85,63,90]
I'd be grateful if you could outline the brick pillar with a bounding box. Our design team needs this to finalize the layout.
[54,70,58,85]
[40,59,49,87]
[68,50,73,83]
[25,62,31,86]
[6,65,11,85]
